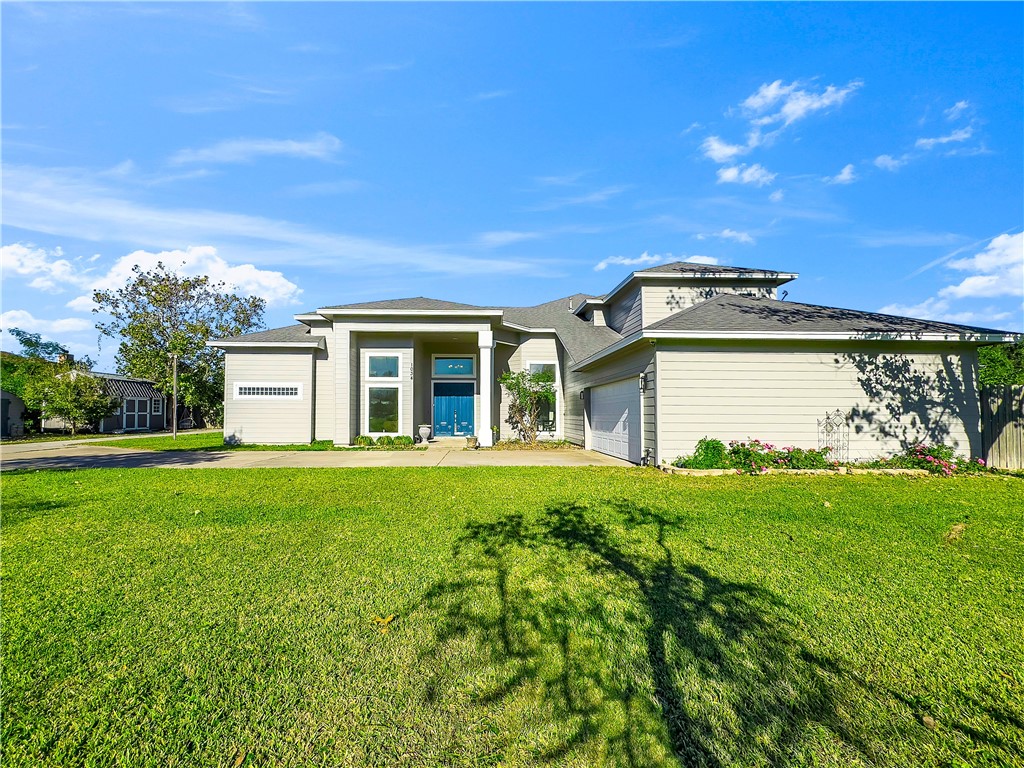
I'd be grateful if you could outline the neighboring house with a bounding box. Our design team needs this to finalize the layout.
[41,371,167,434]
[209,262,1018,463]
[1,388,27,438]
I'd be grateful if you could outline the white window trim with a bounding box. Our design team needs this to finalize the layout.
[431,353,477,379]
[365,352,402,381]
[152,398,163,415]
[527,360,561,437]
[234,382,304,400]
[364,383,404,437]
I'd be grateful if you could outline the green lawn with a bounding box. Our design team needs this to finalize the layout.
[3,469,1022,767]
[88,433,423,452]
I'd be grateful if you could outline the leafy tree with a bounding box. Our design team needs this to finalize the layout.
[978,342,1024,387]
[26,369,117,436]
[92,263,265,425]
[6,328,72,362]
[498,368,555,444]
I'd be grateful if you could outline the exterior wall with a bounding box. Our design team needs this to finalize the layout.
[565,345,656,461]
[641,283,778,328]
[655,341,982,464]
[309,322,335,441]
[355,334,414,438]
[223,349,315,444]
[607,285,642,335]
[1,389,27,437]
[498,334,563,440]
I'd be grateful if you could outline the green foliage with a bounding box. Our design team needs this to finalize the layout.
[353,435,375,447]
[673,438,833,473]
[1,329,95,403]
[498,368,555,444]
[3,469,1022,766]
[92,263,265,427]
[675,437,729,468]
[978,342,1024,387]
[392,435,414,447]
[6,328,73,362]
[867,442,988,476]
[374,435,395,447]
[26,370,118,435]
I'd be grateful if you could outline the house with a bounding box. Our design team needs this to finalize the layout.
[41,370,167,434]
[209,262,1017,463]
[1,388,27,438]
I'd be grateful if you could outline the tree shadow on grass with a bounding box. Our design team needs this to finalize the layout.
[419,500,898,766]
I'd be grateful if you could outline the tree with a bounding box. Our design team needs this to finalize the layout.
[92,263,265,426]
[978,342,1024,387]
[26,369,118,436]
[498,368,555,444]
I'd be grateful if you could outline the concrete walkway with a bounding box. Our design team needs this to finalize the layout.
[1,439,632,472]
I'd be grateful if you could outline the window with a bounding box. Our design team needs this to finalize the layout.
[368,355,400,379]
[529,363,557,432]
[152,398,163,415]
[234,383,303,399]
[368,387,400,433]
[433,356,475,377]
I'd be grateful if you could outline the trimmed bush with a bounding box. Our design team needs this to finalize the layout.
[675,437,729,469]
[375,435,396,448]
[673,438,833,474]
[353,435,375,447]
[393,435,415,447]
[868,443,988,476]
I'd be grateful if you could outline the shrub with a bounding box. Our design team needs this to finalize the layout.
[375,435,395,448]
[392,435,414,447]
[871,443,988,476]
[674,437,729,469]
[353,435,375,447]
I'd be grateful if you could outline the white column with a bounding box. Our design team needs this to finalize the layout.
[478,329,495,447]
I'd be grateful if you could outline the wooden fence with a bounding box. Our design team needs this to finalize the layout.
[982,385,1024,470]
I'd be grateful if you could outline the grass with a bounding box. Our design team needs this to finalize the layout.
[88,433,424,452]
[2,468,1022,767]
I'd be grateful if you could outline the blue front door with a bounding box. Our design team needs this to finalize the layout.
[433,382,475,437]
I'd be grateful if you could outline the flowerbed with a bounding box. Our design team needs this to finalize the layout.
[673,438,990,476]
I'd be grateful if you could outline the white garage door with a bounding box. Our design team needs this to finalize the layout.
[590,378,641,463]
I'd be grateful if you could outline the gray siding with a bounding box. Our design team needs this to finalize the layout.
[223,349,314,444]
[355,335,415,437]
[607,285,642,336]
[655,342,982,464]
[642,284,777,328]
[565,345,656,461]
[499,335,562,440]
[310,324,335,441]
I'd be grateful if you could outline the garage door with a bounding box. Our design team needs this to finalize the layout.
[590,378,641,463]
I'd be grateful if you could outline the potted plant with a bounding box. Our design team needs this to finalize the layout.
[417,424,431,443]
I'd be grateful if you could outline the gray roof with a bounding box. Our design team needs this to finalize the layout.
[320,296,493,311]
[636,261,793,277]
[645,293,1010,336]
[215,324,313,344]
[504,294,623,362]
[91,372,163,400]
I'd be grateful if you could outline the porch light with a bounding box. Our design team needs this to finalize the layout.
[638,373,646,393]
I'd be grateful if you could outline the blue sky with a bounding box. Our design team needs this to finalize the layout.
[2,2,1022,367]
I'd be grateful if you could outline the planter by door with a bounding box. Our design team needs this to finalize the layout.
[433,381,475,437]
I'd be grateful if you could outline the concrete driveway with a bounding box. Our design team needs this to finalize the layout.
[1,438,632,472]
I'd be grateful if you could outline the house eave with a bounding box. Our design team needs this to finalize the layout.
[206,339,325,350]
[598,269,799,308]
[316,308,504,318]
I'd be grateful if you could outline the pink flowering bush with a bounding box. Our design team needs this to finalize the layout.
[673,437,832,474]
[870,442,989,476]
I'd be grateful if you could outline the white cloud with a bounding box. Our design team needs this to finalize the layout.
[915,126,973,151]
[0,309,93,335]
[824,163,856,185]
[769,190,784,202]
[742,79,863,129]
[284,179,363,197]
[701,135,752,163]
[944,100,970,121]
[0,243,92,292]
[939,233,1024,299]
[874,154,907,172]
[683,255,720,266]
[877,297,1012,326]
[477,230,541,248]
[697,228,755,245]
[594,252,664,271]
[531,185,629,211]
[534,171,587,186]
[170,132,343,165]
[2,164,534,277]
[716,163,776,187]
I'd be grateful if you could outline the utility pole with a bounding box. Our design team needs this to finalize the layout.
[171,353,179,440]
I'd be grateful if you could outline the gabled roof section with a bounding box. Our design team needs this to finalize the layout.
[504,294,622,362]
[635,262,792,278]
[90,372,163,400]
[645,293,1013,337]
[208,324,325,349]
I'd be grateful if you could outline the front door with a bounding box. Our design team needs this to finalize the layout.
[433,382,475,437]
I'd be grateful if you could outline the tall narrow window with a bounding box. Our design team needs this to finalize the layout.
[368,387,400,433]
[529,363,557,432]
